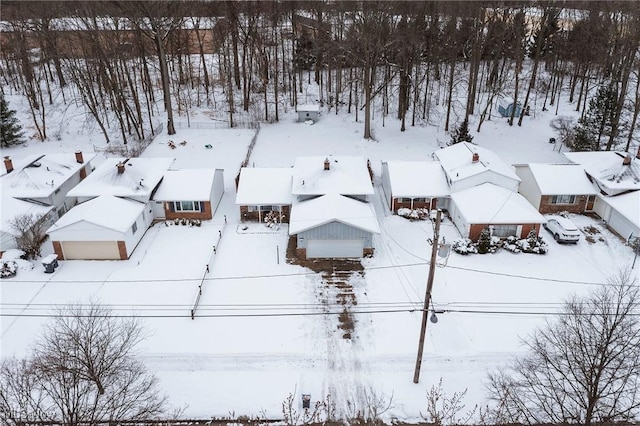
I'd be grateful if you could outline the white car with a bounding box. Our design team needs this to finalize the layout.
[543,216,581,244]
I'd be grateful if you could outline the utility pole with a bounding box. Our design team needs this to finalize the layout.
[413,209,441,384]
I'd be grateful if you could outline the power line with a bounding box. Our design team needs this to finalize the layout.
[3,261,609,286]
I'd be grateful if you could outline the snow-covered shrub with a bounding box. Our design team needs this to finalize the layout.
[0,260,18,278]
[503,236,522,253]
[517,233,548,254]
[397,208,430,221]
[452,238,477,255]
[477,228,492,254]
[263,211,280,230]
[189,219,201,227]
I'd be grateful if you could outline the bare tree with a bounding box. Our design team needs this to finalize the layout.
[0,303,166,426]
[424,378,476,426]
[9,213,49,259]
[486,270,640,426]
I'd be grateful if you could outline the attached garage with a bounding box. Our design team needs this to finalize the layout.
[289,194,380,259]
[594,192,640,240]
[48,195,147,260]
[60,241,121,260]
[307,239,363,259]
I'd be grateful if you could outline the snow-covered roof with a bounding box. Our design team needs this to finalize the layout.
[291,156,374,196]
[47,195,145,234]
[153,169,220,201]
[1,197,53,237]
[289,194,380,235]
[297,104,320,112]
[497,96,519,108]
[564,151,640,196]
[432,142,520,185]
[384,161,450,197]
[451,183,545,224]
[67,157,174,201]
[235,168,294,205]
[598,191,640,229]
[1,152,96,199]
[526,163,598,195]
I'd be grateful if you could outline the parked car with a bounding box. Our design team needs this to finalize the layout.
[543,216,581,244]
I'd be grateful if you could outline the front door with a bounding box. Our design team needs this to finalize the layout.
[153,201,166,219]
[586,195,596,212]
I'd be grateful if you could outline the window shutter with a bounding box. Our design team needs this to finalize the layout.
[168,202,175,212]
[199,201,204,212]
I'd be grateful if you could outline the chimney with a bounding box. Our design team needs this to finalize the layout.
[116,162,125,174]
[75,150,84,164]
[4,156,13,173]
[324,157,330,170]
[636,145,640,160]
[472,152,480,163]
[623,155,632,166]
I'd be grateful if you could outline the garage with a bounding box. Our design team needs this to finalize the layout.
[607,211,637,240]
[307,239,363,259]
[61,241,121,260]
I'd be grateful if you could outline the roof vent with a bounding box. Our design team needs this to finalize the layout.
[623,155,632,166]
[324,157,330,170]
[472,152,480,163]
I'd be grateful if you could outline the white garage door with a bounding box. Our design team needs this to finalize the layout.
[62,241,121,260]
[608,211,637,240]
[307,239,363,259]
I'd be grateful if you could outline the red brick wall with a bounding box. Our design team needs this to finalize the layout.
[539,195,587,214]
[117,241,127,260]
[165,201,212,220]
[52,241,64,260]
[392,198,435,213]
[468,223,541,241]
[80,167,87,180]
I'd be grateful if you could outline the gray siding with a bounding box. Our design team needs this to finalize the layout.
[297,221,373,249]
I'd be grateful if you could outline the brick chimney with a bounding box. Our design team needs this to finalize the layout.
[74,150,84,164]
[3,156,13,173]
[636,145,640,160]
[324,157,330,170]
[623,155,632,166]
[472,152,480,163]
[116,162,125,174]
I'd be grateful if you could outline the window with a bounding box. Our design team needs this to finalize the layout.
[174,201,201,212]
[260,205,280,212]
[413,198,427,203]
[551,195,576,205]
[491,224,518,238]
[131,221,138,234]
[397,198,412,203]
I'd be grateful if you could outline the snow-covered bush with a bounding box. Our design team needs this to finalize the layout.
[452,238,478,255]
[0,260,18,278]
[397,208,430,221]
[263,211,281,230]
[503,236,522,253]
[517,230,548,254]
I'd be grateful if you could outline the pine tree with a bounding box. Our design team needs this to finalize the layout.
[0,94,24,148]
[573,85,616,151]
[450,118,474,145]
[477,227,492,254]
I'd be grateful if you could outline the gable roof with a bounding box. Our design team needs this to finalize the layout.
[235,167,294,205]
[564,151,640,196]
[289,194,380,235]
[1,153,96,200]
[384,161,450,197]
[598,191,640,229]
[291,156,374,197]
[47,195,145,234]
[450,183,545,224]
[67,157,174,201]
[432,142,520,186]
[153,169,221,201]
[526,163,598,195]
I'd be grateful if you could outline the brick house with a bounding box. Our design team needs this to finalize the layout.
[152,169,224,221]
[235,167,294,223]
[381,160,450,212]
[515,163,598,214]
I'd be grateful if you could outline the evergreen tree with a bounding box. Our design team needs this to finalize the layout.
[0,94,24,148]
[477,227,492,254]
[573,85,616,151]
[450,118,474,145]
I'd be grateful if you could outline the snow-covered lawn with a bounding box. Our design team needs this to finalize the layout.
[1,107,638,422]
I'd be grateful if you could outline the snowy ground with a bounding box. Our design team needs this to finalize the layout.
[1,102,638,422]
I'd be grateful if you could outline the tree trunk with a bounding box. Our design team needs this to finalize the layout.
[155,32,175,135]
[444,60,455,132]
